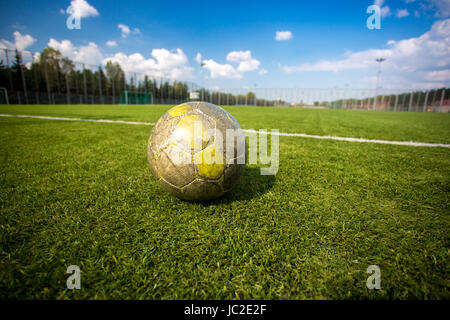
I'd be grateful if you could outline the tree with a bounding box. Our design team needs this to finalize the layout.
[60,57,75,75]
[0,59,10,90]
[11,49,26,92]
[37,48,64,93]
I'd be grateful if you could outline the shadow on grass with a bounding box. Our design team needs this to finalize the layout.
[203,166,276,205]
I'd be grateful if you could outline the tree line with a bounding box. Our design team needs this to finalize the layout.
[0,47,192,103]
[0,47,285,105]
[316,88,449,109]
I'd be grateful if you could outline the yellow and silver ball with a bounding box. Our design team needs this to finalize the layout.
[148,102,247,201]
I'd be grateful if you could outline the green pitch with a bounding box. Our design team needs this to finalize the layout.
[0,104,449,299]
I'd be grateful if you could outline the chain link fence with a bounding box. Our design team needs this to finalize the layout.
[0,48,449,112]
[203,87,449,112]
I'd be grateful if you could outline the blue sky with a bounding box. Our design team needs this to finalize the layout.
[0,0,449,89]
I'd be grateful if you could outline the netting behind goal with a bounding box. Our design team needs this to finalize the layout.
[120,91,153,105]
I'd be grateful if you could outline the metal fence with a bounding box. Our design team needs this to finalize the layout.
[1,48,449,112]
[203,87,450,112]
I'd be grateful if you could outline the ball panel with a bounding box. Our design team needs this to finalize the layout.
[173,113,212,152]
[181,180,223,201]
[168,103,192,117]
[196,102,229,121]
[150,115,175,155]
[158,177,185,199]
[155,145,195,188]
[196,102,245,167]
[194,143,225,179]
[147,142,160,179]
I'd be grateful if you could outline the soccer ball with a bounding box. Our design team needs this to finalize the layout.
[148,102,247,201]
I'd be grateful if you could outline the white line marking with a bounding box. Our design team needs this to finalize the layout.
[0,114,155,126]
[244,129,450,148]
[1,113,449,148]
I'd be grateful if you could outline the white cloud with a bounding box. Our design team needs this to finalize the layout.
[67,0,99,18]
[226,50,252,62]
[48,39,103,65]
[430,0,450,17]
[425,69,450,81]
[258,69,268,75]
[70,42,103,65]
[103,48,193,79]
[386,39,396,45]
[195,52,202,64]
[118,24,140,38]
[48,39,74,57]
[201,50,262,78]
[281,19,450,88]
[226,50,261,72]
[0,31,36,51]
[384,1,448,18]
[374,0,391,17]
[201,59,242,79]
[14,32,36,50]
[381,6,392,17]
[47,38,192,79]
[152,48,188,70]
[118,24,131,38]
[0,39,14,50]
[237,59,260,72]
[396,9,410,18]
[33,52,40,63]
[106,40,117,47]
[275,30,292,41]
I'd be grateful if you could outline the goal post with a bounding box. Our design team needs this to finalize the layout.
[120,91,153,105]
[0,87,9,104]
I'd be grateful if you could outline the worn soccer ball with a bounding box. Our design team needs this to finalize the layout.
[148,102,247,201]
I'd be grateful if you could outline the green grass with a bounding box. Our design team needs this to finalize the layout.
[1,104,449,143]
[0,104,449,299]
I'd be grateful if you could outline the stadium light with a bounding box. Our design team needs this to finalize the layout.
[200,61,206,101]
[374,58,386,110]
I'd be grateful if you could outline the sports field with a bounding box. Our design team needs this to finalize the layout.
[0,104,449,299]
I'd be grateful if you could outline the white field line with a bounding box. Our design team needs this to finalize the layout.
[0,114,155,126]
[1,113,449,149]
[245,129,450,148]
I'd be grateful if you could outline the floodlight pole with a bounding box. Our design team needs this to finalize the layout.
[374,58,386,110]
[4,49,13,92]
[200,62,205,102]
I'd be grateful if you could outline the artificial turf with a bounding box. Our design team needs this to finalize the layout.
[0,104,449,299]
